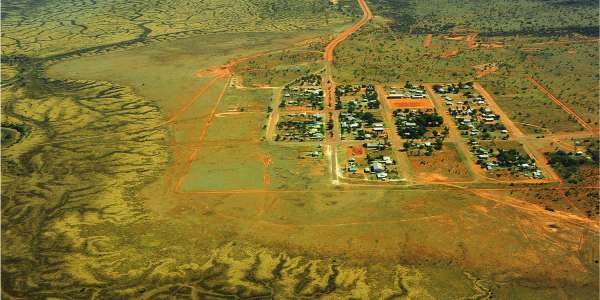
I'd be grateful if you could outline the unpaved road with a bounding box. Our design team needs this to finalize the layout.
[265,88,283,142]
[376,85,413,181]
[321,0,373,183]
[323,0,373,61]
[527,76,596,132]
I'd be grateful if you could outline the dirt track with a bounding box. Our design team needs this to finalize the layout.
[323,0,373,61]
[265,89,282,141]
[321,0,373,183]
[527,76,596,132]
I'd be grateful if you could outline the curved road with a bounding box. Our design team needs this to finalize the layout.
[323,0,373,61]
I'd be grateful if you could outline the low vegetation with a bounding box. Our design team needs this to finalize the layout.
[547,139,599,182]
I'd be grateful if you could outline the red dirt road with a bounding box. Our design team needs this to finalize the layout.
[323,0,373,61]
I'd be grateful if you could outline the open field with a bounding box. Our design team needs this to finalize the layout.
[528,42,599,128]
[2,0,599,298]
[233,50,325,87]
[408,143,473,182]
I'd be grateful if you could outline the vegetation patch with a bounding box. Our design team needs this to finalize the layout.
[546,139,599,183]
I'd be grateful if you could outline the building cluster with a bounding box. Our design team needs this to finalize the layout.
[345,140,396,180]
[335,84,380,110]
[281,86,324,110]
[473,146,543,178]
[270,73,550,182]
[347,153,395,180]
[340,111,387,140]
[394,109,447,155]
[387,81,429,100]
[276,113,324,141]
[435,82,542,178]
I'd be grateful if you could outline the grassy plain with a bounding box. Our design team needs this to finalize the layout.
[529,42,600,127]
[233,49,325,87]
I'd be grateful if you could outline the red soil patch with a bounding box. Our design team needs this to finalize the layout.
[262,154,273,167]
[423,34,432,48]
[440,50,459,59]
[389,99,434,108]
[443,34,465,41]
[197,66,231,78]
[480,42,506,49]
[263,174,271,185]
[351,145,364,156]
[473,63,498,78]
[465,33,478,48]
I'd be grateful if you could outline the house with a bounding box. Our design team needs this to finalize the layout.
[388,93,407,99]
[383,156,393,165]
[365,143,381,149]
[371,162,385,173]
[373,126,385,132]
